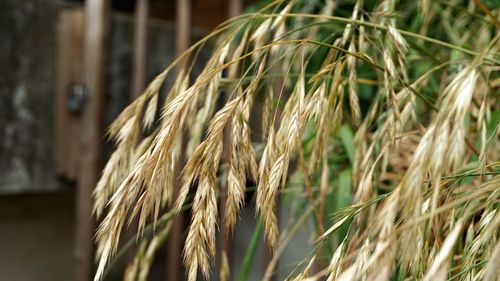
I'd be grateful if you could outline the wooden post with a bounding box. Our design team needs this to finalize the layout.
[229,0,243,20]
[175,0,191,67]
[131,0,149,99]
[120,0,151,270]
[55,9,84,182]
[75,1,110,281]
[217,0,244,277]
[166,1,191,280]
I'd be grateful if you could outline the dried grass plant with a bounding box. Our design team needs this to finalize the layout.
[93,0,500,280]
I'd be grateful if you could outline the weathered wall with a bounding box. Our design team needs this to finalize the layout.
[0,0,64,193]
[0,0,208,193]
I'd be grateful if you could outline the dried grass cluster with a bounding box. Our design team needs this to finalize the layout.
[93,0,500,280]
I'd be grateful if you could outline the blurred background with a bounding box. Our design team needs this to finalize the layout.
[0,0,316,280]
[0,0,306,280]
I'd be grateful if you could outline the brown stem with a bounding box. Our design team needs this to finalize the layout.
[298,142,325,235]
[474,0,500,26]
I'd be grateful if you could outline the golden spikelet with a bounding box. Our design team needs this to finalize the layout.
[224,95,257,232]
[347,42,361,125]
[184,174,218,280]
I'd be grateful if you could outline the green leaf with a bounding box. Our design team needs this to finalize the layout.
[336,169,352,242]
[238,220,263,281]
[339,124,355,164]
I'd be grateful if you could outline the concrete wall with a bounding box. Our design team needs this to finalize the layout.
[0,0,65,193]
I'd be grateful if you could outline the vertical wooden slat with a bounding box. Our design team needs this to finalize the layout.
[121,0,151,269]
[131,0,149,99]
[75,1,110,281]
[175,0,191,66]
[229,0,243,19]
[55,9,84,181]
[167,1,191,280]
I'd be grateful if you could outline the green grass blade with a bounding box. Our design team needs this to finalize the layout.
[339,125,355,164]
[238,220,263,281]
